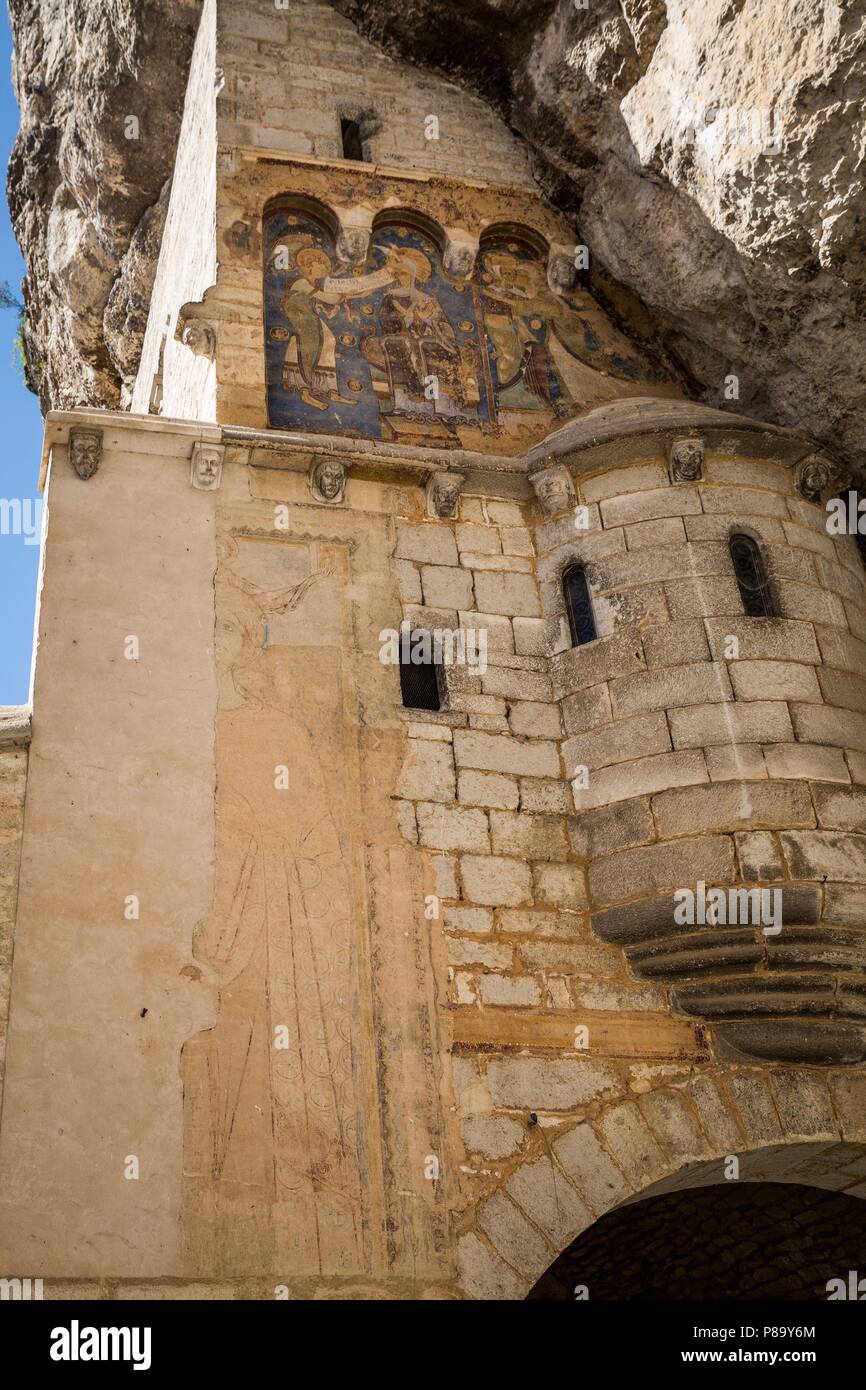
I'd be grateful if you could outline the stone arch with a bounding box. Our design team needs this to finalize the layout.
[371,206,448,258]
[456,1067,866,1299]
[262,192,340,243]
[529,1178,866,1299]
[478,219,552,260]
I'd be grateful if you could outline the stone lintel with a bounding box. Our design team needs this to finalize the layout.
[449,1009,705,1059]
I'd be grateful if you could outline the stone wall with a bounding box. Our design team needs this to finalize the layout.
[457,1080,866,1300]
[0,417,219,1276]
[536,444,866,1065]
[4,404,866,1299]
[391,436,866,1076]
[217,0,536,185]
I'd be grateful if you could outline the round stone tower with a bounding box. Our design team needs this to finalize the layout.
[528,399,865,1067]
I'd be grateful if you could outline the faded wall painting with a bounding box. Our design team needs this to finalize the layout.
[264,208,670,450]
[181,525,451,1282]
[182,535,369,1276]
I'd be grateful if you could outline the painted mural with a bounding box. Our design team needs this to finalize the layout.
[264,208,669,449]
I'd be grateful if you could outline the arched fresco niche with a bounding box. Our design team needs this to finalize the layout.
[476,231,665,430]
[361,215,491,445]
[263,205,671,449]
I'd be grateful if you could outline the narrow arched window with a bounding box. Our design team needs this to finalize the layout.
[564,564,597,646]
[729,533,775,618]
[399,632,442,711]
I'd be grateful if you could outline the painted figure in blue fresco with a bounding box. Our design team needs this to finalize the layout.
[479,245,653,412]
[363,245,481,426]
[264,210,665,442]
[279,245,391,410]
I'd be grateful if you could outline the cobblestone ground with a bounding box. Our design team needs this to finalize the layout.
[528,1183,866,1300]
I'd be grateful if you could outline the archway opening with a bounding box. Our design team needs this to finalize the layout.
[528,1183,866,1300]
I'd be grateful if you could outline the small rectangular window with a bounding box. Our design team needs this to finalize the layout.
[341,118,367,162]
[399,643,442,711]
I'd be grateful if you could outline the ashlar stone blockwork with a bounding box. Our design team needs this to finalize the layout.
[393,415,866,1072]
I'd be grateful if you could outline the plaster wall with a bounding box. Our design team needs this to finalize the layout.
[0,421,218,1275]
[131,0,219,420]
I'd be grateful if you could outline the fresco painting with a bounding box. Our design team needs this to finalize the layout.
[264,209,666,447]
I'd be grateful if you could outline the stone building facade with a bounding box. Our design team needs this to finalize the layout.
[1,0,866,1299]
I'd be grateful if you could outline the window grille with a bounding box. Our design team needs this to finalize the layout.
[564,564,597,646]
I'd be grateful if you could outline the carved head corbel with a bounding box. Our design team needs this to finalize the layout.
[427,472,465,519]
[177,315,216,361]
[69,427,102,480]
[336,224,371,267]
[547,250,577,296]
[795,453,849,502]
[530,463,576,517]
[310,456,347,504]
[190,442,224,491]
[443,235,479,281]
[669,436,704,483]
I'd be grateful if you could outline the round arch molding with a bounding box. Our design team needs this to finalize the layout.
[456,1067,866,1299]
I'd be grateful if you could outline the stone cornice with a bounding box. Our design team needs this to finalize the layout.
[233,145,535,197]
[524,398,824,475]
[40,398,833,493]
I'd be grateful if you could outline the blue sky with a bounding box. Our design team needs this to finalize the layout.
[0,6,44,706]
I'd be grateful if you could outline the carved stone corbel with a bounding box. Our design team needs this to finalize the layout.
[547,247,576,295]
[336,226,371,266]
[335,211,373,268]
[226,220,252,253]
[190,442,224,491]
[176,309,216,361]
[530,463,576,517]
[795,453,849,502]
[310,456,347,504]
[69,427,102,480]
[443,234,479,281]
[427,472,465,519]
[669,436,704,483]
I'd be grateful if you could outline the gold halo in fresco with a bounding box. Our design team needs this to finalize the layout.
[340,334,356,346]
[269,327,288,340]
[530,318,543,330]
[347,379,363,392]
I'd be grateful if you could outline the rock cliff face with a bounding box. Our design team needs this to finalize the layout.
[7,0,866,475]
[7,0,200,409]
